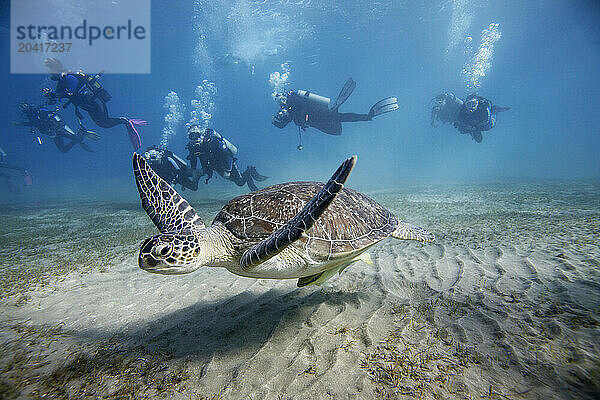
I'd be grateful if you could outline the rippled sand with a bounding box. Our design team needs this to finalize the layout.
[1,181,599,399]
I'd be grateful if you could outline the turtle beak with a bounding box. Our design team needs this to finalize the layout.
[138,235,200,275]
[138,237,167,272]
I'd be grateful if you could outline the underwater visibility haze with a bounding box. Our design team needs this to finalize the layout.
[0,1,599,399]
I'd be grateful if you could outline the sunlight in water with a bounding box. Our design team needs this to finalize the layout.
[268,62,291,103]
[161,91,186,148]
[446,0,474,54]
[189,80,218,129]
[462,22,502,90]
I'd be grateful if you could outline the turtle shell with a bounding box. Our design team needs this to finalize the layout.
[213,182,398,260]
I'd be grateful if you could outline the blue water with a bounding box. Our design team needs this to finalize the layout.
[1,1,599,204]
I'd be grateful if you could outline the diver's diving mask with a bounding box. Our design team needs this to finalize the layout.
[465,98,479,113]
[188,125,204,140]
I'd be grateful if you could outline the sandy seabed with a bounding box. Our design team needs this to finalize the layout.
[0,181,599,399]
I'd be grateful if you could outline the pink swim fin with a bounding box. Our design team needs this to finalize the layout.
[126,119,146,150]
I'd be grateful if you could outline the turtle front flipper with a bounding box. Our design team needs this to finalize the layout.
[392,221,435,243]
[132,153,205,233]
[240,155,357,270]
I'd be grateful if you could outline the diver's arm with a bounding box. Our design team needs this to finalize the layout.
[42,87,68,101]
[11,121,32,126]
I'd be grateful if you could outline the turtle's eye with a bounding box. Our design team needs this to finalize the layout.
[153,243,172,258]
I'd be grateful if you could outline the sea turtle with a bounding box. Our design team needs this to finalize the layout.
[133,153,434,287]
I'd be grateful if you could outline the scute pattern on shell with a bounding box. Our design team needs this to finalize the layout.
[213,182,398,260]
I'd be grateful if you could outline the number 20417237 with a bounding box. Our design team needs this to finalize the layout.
[18,42,72,52]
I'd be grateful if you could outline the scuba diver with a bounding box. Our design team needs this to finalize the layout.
[430,92,463,127]
[12,102,99,153]
[0,146,32,194]
[453,94,511,143]
[142,146,198,191]
[42,70,146,150]
[186,125,268,191]
[272,78,399,149]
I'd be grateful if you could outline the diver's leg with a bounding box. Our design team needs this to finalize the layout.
[238,166,258,191]
[86,100,127,128]
[53,136,77,153]
[79,99,125,129]
[229,165,246,187]
[471,131,483,143]
[337,112,370,122]
[83,100,142,149]
[313,118,342,135]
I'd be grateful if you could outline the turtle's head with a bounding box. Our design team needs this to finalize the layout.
[138,233,203,275]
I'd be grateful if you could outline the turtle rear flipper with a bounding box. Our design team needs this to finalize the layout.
[240,155,357,270]
[297,269,337,287]
[297,256,366,287]
[132,153,205,234]
[392,221,435,243]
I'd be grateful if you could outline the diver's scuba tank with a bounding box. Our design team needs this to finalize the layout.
[83,73,112,103]
[211,130,238,156]
[295,90,330,110]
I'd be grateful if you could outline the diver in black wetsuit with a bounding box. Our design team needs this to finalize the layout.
[186,125,267,191]
[453,94,510,143]
[430,92,510,143]
[0,146,32,194]
[272,78,399,148]
[42,71,146,149]
[142,146,198,191]
[12,102,98,153]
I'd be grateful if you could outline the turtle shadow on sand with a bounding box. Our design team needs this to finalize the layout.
[88,287,365,359]
[3,286,368,398]
[128,287,366,358]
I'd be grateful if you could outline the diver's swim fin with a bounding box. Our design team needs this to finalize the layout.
[330,78,356,111]
[491,105,510,113]
[126,119,146,150]
[78,142,94,152]
[246,179,258,192]
[368,97,399,120]
[81,129,100,141]
[248,166,268,182]
[242,168,260,191]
